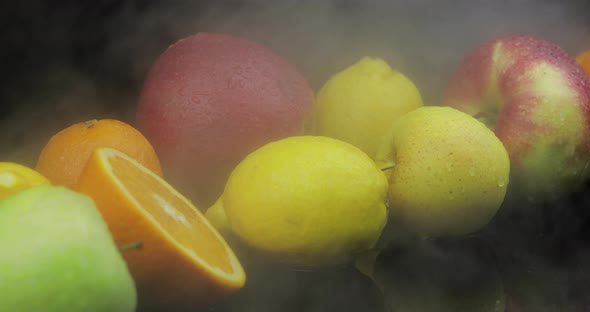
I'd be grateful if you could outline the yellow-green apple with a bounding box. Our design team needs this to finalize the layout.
[375,106,510,237]
[312,57,423,160]
[0,185,136,312]
[443,35,590,201]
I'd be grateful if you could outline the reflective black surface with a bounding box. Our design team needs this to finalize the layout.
[2,1,590,311]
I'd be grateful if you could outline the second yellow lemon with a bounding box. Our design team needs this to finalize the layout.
[312,57,423,160]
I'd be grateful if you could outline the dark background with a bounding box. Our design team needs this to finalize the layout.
[1,0,590,164]
[2,1,590,311]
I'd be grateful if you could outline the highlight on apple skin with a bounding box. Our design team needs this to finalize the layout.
[443,35,590,201]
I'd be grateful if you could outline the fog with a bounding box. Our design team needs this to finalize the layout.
[2,0,589,164]
[2,0,590,311]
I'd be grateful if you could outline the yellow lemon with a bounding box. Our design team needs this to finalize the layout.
[205,198,233,236]
[0,162,50,201]
[208,136,389,267]
[312,57,423,159]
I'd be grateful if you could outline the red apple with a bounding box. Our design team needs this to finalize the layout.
[444,35,590,201]
[136,33,314,208]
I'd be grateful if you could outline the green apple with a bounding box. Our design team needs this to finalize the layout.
[312,56,423,160]
[375,106,510,236]
[0,185,136,311]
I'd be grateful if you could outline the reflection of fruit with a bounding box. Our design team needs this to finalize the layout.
[444,35,590,200]
[77,147,245,311]
[36,119,162,189]
[376,106,510,236]
[353,249,381,281]
[0,162,50,201]
[209,136,388,267]
[0,185,136,311]
[576,50,590,77]
[499,254,576,312]
[136,32,314,208]
[374,237,505,312]
[313,57,423,159]
[216,252,385,312]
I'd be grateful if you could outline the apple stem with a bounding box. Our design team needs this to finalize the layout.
[119,241,143,252]
[380,165,395,171]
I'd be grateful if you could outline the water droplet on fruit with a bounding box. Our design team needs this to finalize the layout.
[498,181,505,188]
[178,86,188,96]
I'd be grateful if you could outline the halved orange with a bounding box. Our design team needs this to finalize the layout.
[76,147,245,311]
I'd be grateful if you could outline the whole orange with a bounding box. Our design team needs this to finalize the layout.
[36,119,162,189]
[136,32,314,208]
[576,50,590,77]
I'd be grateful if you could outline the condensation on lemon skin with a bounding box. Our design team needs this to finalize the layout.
[221,136,389,267]
[376,106,510,237]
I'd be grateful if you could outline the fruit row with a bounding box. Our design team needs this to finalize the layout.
[1,32,590,311]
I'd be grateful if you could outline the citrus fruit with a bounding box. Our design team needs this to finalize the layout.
[136,32,314,208]
[36,119,162,189]
[209,136,389,267]
[376,106,510,236]
[313,57,423,160]
[0,162,50,201]
[205,198,232,236]
[76,147,245,310]
[576,50,590,77]
[0,185,136,312]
